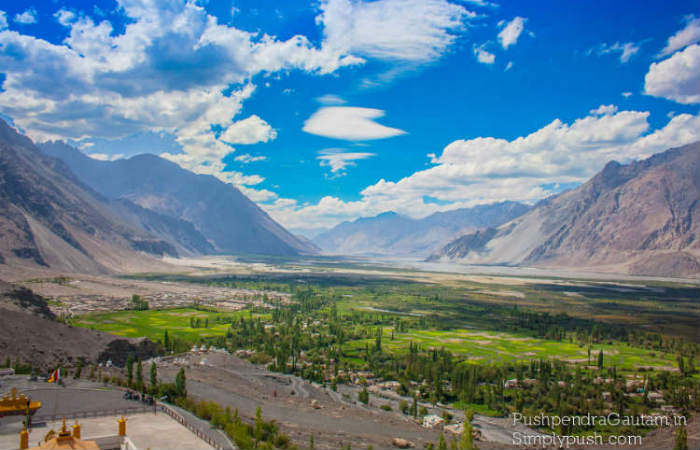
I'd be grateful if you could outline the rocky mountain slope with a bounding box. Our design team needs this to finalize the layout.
[0,281,158,370]
[0,279,55,320]
[40,141,316,256]
[313,202,529,256]
[0,120,179,274]
[429,143,700,277]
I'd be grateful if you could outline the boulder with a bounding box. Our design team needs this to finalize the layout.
[392,438,415,448]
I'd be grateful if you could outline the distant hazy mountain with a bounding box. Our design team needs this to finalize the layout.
[109,198,215,255]
[0,120,177,273]
[313,202,530,256]
[428,143,700,277]
[40,141,316,256]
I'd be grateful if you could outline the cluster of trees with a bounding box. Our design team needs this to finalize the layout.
[160,328,193,354]
[120,353,185,400]
[173,402,294,450]
[127,294,149,311]
[189,317,209,328]
[200,286,700,434]
[1,356,33,374]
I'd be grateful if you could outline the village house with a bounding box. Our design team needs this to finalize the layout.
[422,415,445,430]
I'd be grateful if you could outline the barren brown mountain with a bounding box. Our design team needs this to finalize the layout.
[39,140,318,257]
[0,120,189,274]
[429,143,700,277]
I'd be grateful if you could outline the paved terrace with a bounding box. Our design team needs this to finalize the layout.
[0,376,235,449]
[0,413,215,450]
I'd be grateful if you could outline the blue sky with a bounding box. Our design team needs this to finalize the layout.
[0,0,698,235]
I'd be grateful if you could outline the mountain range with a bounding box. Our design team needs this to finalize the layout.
[0,119,182,274]
[428,143,700,277]
[0,119,314,274]
[313,202,530,256]
[39,141,316,257]
[1,117,697,278]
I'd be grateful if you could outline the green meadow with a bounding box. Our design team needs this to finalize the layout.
[343,327,677,371]
[75,269,695,376]
[73,307,270,343]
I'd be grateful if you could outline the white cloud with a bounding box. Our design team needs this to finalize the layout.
[659,16,700,57]
[0,0,476,194]
[473,43,495,64]
[238,185,278,202]
[621,92,632,98]
[316,94,347,105]
[87,152,124,161]
[220,115,277,145]
[0,11,7,30]
[589,104,618,115]
[598,41,640,63]
[459,0,497,7]
[235,153,267,163]
[160,152,265,186]
[0,0,375,193]
[14,8,38,25]
[498,16,527,49]
[54,9,77,27]
[303,106,406,140]
[317,0,474,63]
[317,149,375,175]
[266,107,700,232]
[644,44,700,104]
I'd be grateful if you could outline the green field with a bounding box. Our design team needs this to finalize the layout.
[73,307,269,343]
[140,270,699,339]
[76,305,680,373]
[344,327,678,371]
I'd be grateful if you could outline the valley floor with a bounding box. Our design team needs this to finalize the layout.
[2,255,698,449]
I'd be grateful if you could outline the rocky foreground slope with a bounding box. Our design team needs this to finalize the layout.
[0,281,157,370]
[429,143,700,277]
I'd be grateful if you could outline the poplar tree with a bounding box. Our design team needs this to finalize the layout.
[175,368,186,398]
[126,354,134,387]
[674,425,688,450]
[150,362,158,392]
[136,359,144,392]
[459,422,475,450]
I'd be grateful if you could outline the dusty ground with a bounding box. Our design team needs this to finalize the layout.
[153,351,689,450]
[159,352,441,449]
[638,415,699,449]
[153,351,537,450]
